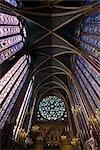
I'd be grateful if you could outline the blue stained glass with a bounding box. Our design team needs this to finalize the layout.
[5,0,17,7]
[85,0,95,4]
[76,64,99,108]
[80,35,100,48]
[82,24,100,35]
[85,0,100,5]
[84,13,100,23]
[79,11,100,60]
[74,56,100,111]
[76,58,100,96]
[79,41,100,61]
[78,56,100,83]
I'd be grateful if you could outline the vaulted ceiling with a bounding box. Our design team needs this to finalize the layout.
[10,0,92,107]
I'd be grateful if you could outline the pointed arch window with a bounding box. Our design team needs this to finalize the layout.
[13,78,34,140]
[37,96,67,120]
[0,55,30,129]
[0,55,29,105]
[70,82,90,139]
[73,56,100,113]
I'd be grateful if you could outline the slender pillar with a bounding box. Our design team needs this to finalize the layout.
[27,96,37,134]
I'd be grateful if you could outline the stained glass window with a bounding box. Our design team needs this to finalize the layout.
[73,56,100,113]
[0,12,27,64]
[79,12,100,61]
[85,0,95,5]
[0,55,29,129]
[5,0,17,7]
[70,82,90,139]
[13,79,33,140]
[37,96,67,120]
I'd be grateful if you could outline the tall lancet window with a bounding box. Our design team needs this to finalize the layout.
[0,55,29,129]
[0,12,27,64]
[13,78,34,140]
[70,82,90,140]
[73,55,100,113]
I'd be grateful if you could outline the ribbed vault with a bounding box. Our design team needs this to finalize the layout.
[1,0,96,109]
[0,1,100,149]
[11,0,93,109]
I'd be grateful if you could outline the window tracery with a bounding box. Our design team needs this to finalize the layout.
[0,13,19,25]
[5,0,17,7]
[0,55,29,106]
[37,96,67,120]
[0,12,27,64]
[79,12,100,61]
[74,56,100,112]
[13,79,33,140]
[0,55,30,129]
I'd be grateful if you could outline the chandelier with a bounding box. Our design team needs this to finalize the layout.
[71,105,81,113]
[18,128,27,141]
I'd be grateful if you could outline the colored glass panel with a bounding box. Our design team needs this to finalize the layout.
[37,96,67,120]
[0,12,27,64]
[5,0,17,7]
[79,12,100,61]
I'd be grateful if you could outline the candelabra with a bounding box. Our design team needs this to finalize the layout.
[88,115,98,127]
[61,135,67,140]
[18,128,27,142]
[71,137,79,145]
[71,105,81,113]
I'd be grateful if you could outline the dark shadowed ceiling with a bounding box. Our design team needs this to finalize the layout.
[14,0,91,107]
